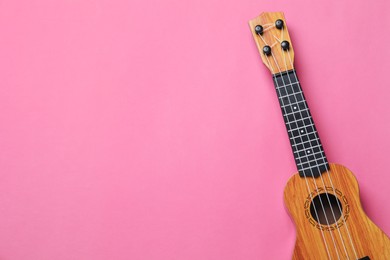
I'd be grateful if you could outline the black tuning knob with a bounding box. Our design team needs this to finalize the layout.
[275,19,284,29]
[263,45,271,56]
[254,25,263,35]
[281,41,290,50]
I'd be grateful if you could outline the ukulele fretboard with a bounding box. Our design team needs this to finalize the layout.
[273,70,329,178]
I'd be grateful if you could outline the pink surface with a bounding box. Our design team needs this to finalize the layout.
[0,0,390,259]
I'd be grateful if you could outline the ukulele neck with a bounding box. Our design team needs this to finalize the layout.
[273,69,329,178]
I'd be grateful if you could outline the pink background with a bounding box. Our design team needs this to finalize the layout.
[0,0,389,259]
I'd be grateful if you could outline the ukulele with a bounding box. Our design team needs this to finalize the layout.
[249,12,390,259]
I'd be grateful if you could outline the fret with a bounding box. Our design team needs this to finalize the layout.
[287,123,315,132]
[278,85,301,98]
[300,150,323,159]
[287,119,312,130]
[295,150,325,161]
[294,146,324,161]
[293,143,323,153]
[297,158,327,168]
[276,78,299,89]
[284,109,310,121]
[296,155,326,167]
[276,82,297,89]
[282,103,307,114]
[284,107,309,117]
[278,91,302,99]
[298,158,327,169]
[284,99,309,109]
[291,141,315,151]
[286,121,313,133]
[281,100,306,108]
[291,138,320,148]
[273,70,327,178]
[288,129,317,139]
[298,162,329,172]
[275,74,299,87]
[285,117,312,127]
[289,132,317,142]
[280,96,304,109]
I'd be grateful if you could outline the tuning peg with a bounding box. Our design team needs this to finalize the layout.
[254,25,263,35]
[263,45,271,56]
[281,41,290,50]
[275,19,284,29]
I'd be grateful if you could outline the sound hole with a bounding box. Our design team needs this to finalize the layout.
[310,193,343,225]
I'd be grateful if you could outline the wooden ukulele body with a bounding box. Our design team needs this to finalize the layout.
[284,163,390,259]
[248,12,390,258]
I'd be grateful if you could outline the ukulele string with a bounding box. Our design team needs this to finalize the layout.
[257,33,334,260]
[286,51,359,259]
[272,53,341,260]
[283,51,350,260]
[263,24,275,33]
[281,27,351,259]
[261,31,342,259]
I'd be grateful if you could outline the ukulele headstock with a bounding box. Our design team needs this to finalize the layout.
[249,12,295,74]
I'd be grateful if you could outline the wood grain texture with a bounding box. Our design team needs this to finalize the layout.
[284,163,390,259]
[248,12,295,74]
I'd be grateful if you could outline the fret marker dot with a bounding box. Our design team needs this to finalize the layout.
[300,130,304,133]
[293,106,297,110]
[307,150,311,154]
